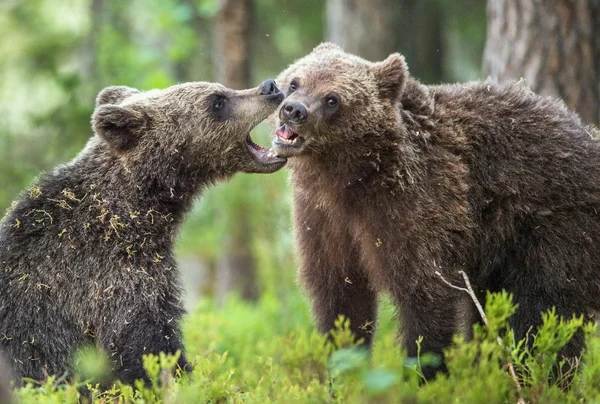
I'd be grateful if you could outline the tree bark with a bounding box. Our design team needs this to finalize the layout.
[81,0,104,86]
[484,0,600,126]
[326,0,445,83]
[215,213,259,302]
[212,0,259,303]
[214,0,252,89]
[174,0,213,83]
[326,0,403,61]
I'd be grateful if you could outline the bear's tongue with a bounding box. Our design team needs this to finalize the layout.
[276,125,295,140]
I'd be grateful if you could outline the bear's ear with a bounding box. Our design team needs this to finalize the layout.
[92,104,147,152]
[312,42,343,54]
[371,53,408,101]
[95,86,141,107]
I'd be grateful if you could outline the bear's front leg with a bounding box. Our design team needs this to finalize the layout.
[395,282,462,380]
[303,263,378,348]
[98,300,190,385]
[295,203,377,348]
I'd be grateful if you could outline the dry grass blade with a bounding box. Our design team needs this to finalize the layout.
[435,270,525,404]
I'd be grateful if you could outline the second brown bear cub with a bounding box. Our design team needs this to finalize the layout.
[272,42,600,378]
[0,79,285,384]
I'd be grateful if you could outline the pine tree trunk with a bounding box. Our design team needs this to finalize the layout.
[174,0,213,83]
[213,0,259,303]
[326,0,403,61]
[214,0,252,89]
[484,0,600,126]
[81,0,104,87]
[326,0,445,83]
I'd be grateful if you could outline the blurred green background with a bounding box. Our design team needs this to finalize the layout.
[0,0,488,309]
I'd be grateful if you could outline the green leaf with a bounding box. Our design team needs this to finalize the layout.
[328,348,369,375]
[362,368,398,393]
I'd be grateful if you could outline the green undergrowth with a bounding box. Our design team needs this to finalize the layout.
[13,292,600,403]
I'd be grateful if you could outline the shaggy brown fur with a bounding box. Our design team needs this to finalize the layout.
[272,42,600,379]
[0,79,285,384]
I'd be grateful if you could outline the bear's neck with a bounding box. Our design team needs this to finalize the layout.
[51,141,206,234]
[289,127,425,197]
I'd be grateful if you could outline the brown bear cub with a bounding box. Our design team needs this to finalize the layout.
[0,79,285,384]
[272,42,600,379]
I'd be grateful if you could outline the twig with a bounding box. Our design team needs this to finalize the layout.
[435,270,525,404]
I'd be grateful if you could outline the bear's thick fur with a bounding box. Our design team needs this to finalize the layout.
[272,42,600,378]
[0,79,285,384]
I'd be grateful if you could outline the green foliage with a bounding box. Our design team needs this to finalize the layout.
[11,291,600,403]
[71,346,112,386]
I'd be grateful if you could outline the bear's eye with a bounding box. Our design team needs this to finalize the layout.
[326,94,340,108]
[289,80,299,92]
[213,98,227,110]
[209,95,231,121]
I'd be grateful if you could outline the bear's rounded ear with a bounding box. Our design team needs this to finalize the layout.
[95,86,141,107]
[92,104,146,152]
[371,53,408,101]
[312,42,343,54]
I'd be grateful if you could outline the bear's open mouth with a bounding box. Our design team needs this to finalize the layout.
[274,124,304,148]
[245,134,287,166]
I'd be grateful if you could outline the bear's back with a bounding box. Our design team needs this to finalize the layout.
[424,81,600,213]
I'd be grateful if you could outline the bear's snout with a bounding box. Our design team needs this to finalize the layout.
[281,101,308,125]
[258,79,282,97]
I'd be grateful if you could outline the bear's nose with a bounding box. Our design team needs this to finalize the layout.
[259,79,280,96]
[282,101,308,124]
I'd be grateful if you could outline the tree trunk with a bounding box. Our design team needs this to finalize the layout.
[326,0,403,61]
[484,0,600,126]
[174,0,213,83]
[81,0,104,87]
[212,0,259,303]
[326,0,445,83]
[215,214,259,302]
[214,0,252,89]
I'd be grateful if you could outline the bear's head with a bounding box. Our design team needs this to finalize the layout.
[271,42,408,160]
[92,80,286,184]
